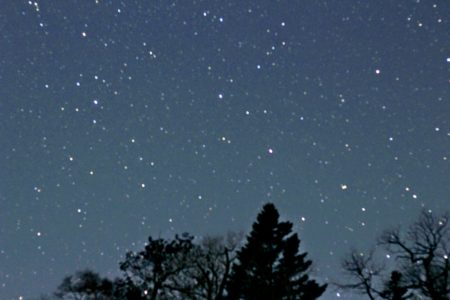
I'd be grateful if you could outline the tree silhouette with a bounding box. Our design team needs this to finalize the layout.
[183,232,243,300]
[117,232,242,300]
[112,277,147,300]
[227,203,327,300]
[119,233,195,300]
[339,249,382,300]
[380,271,411,300]
[379,210,450,299]
[339,209,450,300]
[54,269,113,300]
[47,204,329,300]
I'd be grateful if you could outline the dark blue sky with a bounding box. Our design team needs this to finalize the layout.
[0,1,449,299]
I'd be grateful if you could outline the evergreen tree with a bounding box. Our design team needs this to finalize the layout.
[227,203,327,300]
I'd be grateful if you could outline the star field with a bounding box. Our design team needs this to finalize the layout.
[0,1,449,299]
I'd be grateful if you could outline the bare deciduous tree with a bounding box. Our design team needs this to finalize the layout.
[118,232,243,300]
[160,231,243,300]
[338,249,383,300]
[338,210,449,300]
[188,232,243,300]
[379,210,450,300]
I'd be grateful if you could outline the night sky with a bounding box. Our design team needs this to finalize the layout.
[1,1,449,299]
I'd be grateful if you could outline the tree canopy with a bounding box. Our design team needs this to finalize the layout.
[227,203,327,300]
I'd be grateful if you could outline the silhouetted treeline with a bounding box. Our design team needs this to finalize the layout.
[38,204,450,300]
[39,203,325,300]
